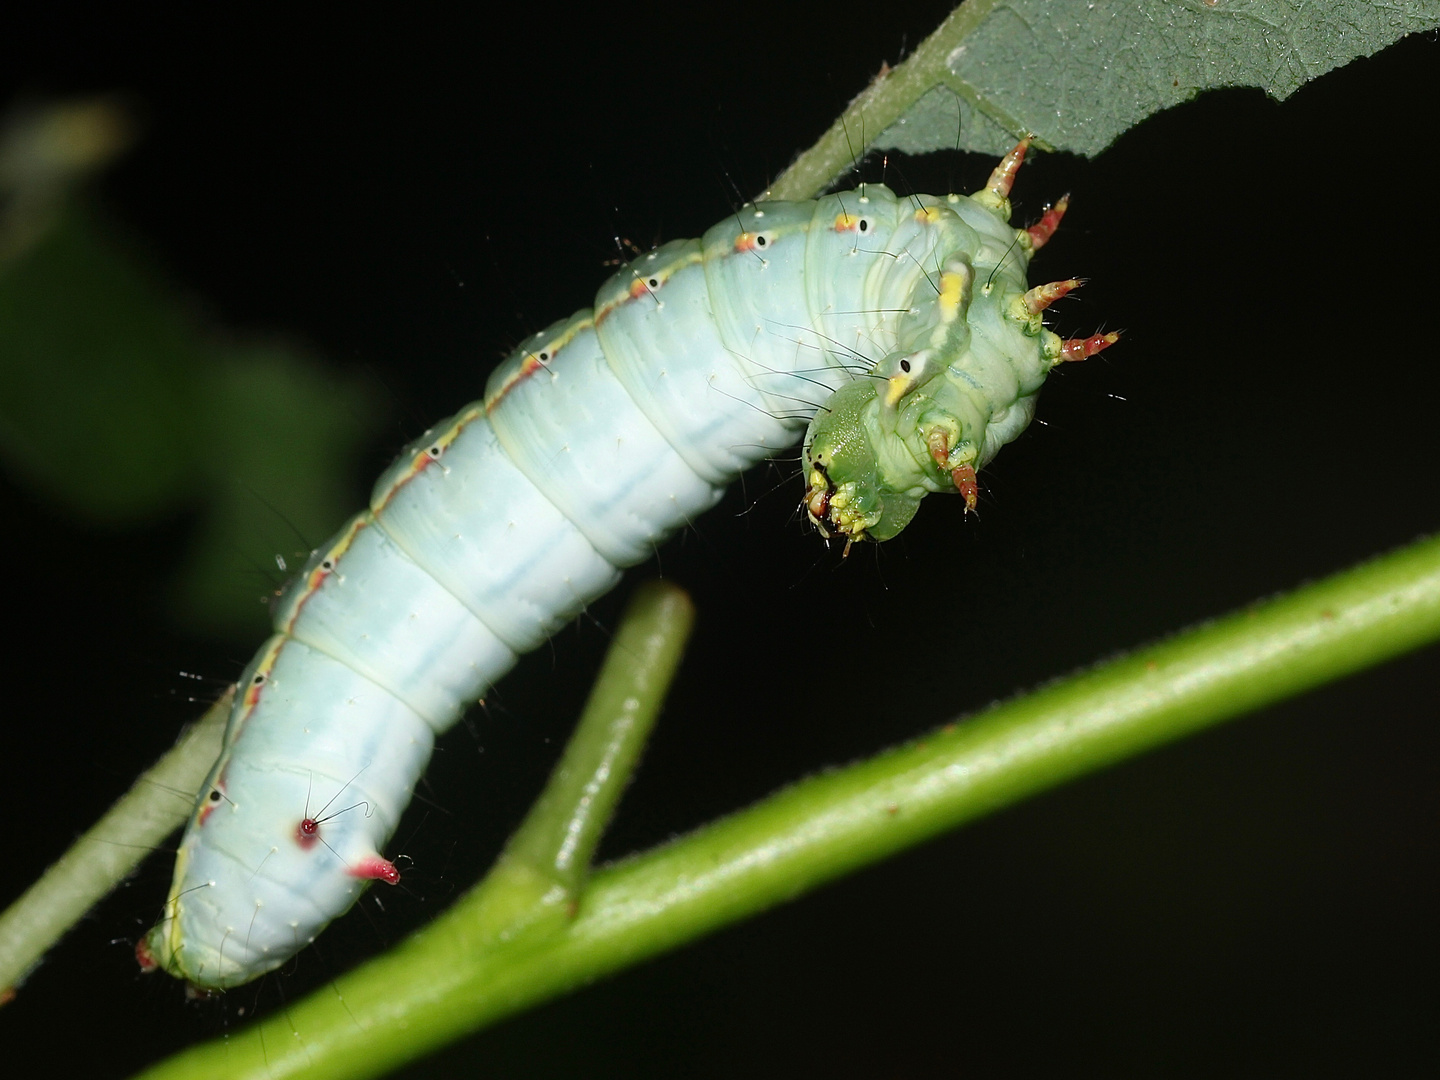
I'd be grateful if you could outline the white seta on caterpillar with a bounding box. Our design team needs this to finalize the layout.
[137,138,1114,990]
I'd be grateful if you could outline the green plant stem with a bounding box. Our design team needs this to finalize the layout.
[137,534,1440,1080]
[767,0,995,200]
[0,690,230,1001]
[460,580,693,944]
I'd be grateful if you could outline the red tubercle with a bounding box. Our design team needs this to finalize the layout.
[950,463,980,512]
[1023,277,1083,315]
[1026,195,1070,250]
[1060,331,1121,363]
[350,855,401,886]
[924,432,979,511]
[135,936,158,973]
[985,135,1032,200]
[295,817,320,849]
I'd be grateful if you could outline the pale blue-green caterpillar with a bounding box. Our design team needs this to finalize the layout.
[138,137,1113,990]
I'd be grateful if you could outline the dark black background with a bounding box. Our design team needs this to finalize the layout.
[2,4,1437,1077]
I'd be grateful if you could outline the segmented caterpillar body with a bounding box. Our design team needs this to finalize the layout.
[138,141,1104,989]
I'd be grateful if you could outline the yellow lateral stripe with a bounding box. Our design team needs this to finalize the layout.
[485,317,594,410]
[276,515,370,634]
[594,249,704,324]
[237,636,287,715]
[371,405,484,515]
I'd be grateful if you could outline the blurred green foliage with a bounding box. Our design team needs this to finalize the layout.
[0,102,381,639]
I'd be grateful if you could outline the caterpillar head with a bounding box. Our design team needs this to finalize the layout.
[800,135,1125,547]
[803,355,945,544]
[802,277,1112,546]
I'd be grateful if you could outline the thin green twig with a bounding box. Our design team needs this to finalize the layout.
[0,691,230,1000]
[454,580,693,946]
[767,0,995,200]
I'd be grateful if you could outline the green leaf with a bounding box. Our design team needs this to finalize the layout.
[0,203,202,521]
[771,0,1440,198]
[0,197,382,635]
[879,0,1440,158]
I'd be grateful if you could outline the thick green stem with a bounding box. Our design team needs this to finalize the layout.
[136,535,1440,1080]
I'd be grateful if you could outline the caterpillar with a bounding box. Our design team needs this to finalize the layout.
[135,137,1113,990]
